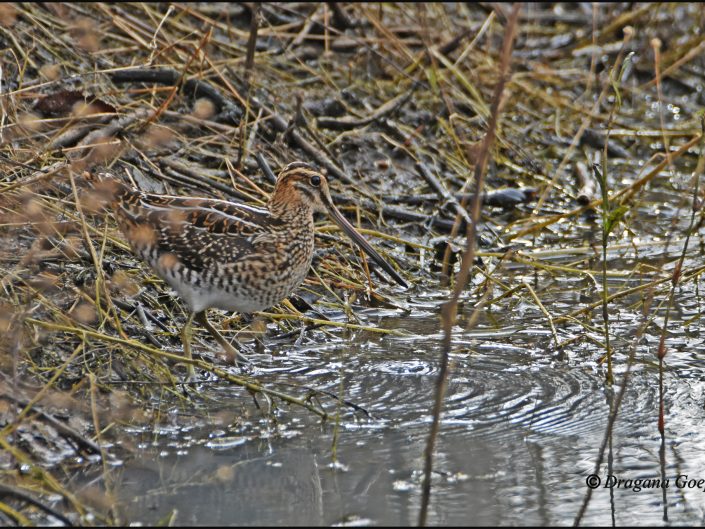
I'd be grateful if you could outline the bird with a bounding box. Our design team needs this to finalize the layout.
[84,161,407,380]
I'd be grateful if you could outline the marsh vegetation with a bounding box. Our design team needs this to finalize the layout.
[1,3,705,525]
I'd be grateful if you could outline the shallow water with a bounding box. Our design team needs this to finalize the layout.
[104,271,705,525]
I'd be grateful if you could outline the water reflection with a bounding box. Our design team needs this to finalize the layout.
[110,305,705,525]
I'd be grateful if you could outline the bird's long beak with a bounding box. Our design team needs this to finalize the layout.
[324,199,408,288]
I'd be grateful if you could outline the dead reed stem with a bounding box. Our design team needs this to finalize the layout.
[418,4,521,526]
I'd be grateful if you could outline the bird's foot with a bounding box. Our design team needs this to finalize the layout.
[220,339,251,367]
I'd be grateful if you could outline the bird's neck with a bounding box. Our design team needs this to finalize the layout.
[268,188,314,224]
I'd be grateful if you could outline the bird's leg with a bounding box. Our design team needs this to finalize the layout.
[180,311,198,382]
[194,311,250,366]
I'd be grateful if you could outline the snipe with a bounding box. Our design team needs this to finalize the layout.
[87,162,406,380]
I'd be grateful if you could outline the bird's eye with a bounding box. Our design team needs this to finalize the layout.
[310,175,321,187]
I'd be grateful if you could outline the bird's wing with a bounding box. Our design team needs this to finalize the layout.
[114,189,282,273]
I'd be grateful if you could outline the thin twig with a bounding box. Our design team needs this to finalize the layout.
[418,4,521,526]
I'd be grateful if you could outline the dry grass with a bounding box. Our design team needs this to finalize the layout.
[1,2,704,525]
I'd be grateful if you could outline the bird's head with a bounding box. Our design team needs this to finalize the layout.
[269,161,407,288]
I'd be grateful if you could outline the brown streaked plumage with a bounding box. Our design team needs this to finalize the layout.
[86,162,406,380]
